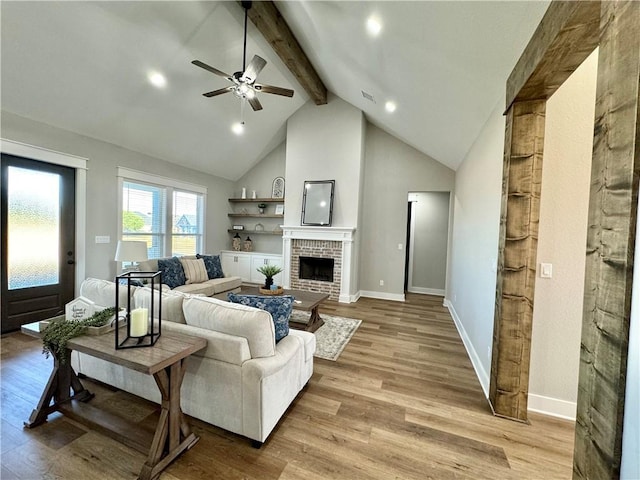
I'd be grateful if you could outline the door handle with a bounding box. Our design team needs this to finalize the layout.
[67,260,75,265]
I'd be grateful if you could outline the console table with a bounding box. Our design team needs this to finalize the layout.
[21,322,206,480]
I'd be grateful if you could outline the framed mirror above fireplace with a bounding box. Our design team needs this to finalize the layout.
[301,180,335,226]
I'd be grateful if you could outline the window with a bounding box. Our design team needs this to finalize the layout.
[118,168,206,260]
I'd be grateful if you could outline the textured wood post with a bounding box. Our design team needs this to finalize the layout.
[573,2,640,479]
[489,100,546,421]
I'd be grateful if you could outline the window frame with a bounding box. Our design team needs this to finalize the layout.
[117,168,207,263]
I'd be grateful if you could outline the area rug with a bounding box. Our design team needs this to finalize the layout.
[290,311,362,361]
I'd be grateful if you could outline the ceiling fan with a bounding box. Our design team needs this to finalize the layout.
[191,0,294,112]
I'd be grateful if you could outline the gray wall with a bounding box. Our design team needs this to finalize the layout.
[1,111,234,283]
[410,192,450,293]
[360,124,455,299]
[233,141,286,254]
[284,94,365,229]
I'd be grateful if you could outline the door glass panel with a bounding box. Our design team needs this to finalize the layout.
[7,167,60,289]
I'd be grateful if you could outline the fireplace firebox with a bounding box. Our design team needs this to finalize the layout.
[299,256,334,283]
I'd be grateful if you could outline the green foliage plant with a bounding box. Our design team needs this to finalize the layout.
[256,264,282,278]
[123,211,144,232]
[257,264,283,289]
[42,307,117,363]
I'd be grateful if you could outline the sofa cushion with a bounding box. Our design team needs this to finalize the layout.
[209,276,242,294]
[137,258,158,273]
[133,286,188,324]
[183,296,275,358]
[174,282,216,296]
[157,257,186,288]
[227,294,293,343]
[196,254,225,279]
[80,277,135,310]
[180,257,208,284]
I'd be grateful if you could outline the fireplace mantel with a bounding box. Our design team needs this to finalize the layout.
[282,226,357,303]
[282,226,355,242]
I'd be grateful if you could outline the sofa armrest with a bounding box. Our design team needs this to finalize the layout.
[241,335,301,380]
[162,321,251,365]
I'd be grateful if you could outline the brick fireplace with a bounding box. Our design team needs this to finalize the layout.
[282,226,356,303]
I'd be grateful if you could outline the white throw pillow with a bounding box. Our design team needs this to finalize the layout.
[180,258,208,284]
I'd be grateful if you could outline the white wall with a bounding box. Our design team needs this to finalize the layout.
[284,93,365,228]
[409,192,450,295]
[360,125,455,300]
[1,111,234,283]
[234,141,286,254]
[446,99,505,394]
[528,49,598,420]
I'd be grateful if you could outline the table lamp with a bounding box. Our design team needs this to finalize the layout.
[115,240,148,272]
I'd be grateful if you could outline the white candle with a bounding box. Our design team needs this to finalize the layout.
[130,308,148,337]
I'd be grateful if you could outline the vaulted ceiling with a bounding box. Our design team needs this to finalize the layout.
[1,1,549,180]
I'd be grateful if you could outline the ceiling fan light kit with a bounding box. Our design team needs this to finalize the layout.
[192,0,294,115]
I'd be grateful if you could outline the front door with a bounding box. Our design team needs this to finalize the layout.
[1,154,76,332]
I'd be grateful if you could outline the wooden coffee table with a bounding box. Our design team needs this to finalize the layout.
[21,322,206,480]
[213,286,329,333]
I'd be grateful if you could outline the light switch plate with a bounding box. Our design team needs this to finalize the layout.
[540,263,553,278]
[95,235,110,244]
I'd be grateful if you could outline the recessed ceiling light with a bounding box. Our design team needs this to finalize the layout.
[232,122,245,135]
[385,101,397,113]
[148,71,167,88]
[366,17,382,36]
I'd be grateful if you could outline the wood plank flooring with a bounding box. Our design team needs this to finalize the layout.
[0,293,575,479]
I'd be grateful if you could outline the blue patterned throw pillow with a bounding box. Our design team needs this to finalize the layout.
[157,257,186,289]
[227,294,294,342]
[196,254,224,279]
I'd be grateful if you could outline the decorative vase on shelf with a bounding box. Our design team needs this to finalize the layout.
[232,233,241,251]
[257,203,266,214]
[243,236,253,252]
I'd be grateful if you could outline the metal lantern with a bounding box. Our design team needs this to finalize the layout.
[115,271,162,349]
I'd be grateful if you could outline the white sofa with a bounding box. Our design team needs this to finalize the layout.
[137,255,242,297]
[71,278,315,444]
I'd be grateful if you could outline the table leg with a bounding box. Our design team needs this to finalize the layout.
[25,351,94,428]
[138,359,199,480]
[305,306,325,333]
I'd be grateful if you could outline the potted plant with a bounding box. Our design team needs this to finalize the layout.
[257,203,267,214]
[256,264,283,289]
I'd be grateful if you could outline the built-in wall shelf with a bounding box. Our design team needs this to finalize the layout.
[228,213,284,218]
[227,197,285,250]
[227,229,282,236]
[228,198,284,203]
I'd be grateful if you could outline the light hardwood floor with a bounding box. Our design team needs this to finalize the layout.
[0,294,575,479]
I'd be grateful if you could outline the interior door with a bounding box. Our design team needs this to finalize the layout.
[1,154,76,332]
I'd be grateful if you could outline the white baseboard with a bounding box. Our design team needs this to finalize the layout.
[339,291,361,303]
[528,393,577,421]
[444,299,490,398]
[407,287,445,296]
[359,290,406,302]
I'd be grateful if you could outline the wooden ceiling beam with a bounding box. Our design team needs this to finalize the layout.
[243,1,327,105]
[505,1,600,110]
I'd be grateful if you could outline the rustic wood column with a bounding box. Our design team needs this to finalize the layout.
[489,100,546,421]
[573,2,640,479]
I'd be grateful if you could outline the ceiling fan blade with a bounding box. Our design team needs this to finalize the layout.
[192,60,232,80]
[248,96,263,111]
[242,55,267,83]
[254,84,294,97]
[203,86,234,97]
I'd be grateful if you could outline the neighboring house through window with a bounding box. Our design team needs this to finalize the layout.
[118,168,206,260]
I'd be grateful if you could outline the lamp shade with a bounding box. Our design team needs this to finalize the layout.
[115,241,148,262]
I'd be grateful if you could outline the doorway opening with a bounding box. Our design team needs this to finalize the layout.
[404,191,451,296]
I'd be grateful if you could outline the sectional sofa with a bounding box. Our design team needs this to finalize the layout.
[72,278,315,445]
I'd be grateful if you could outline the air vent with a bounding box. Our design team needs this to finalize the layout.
[361,90,376,103]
